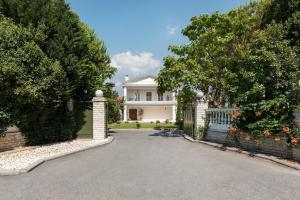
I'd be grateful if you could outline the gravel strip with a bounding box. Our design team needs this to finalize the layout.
[0,140,103,170]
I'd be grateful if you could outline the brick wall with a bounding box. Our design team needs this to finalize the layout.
[0,126,26,152]
[205,130,294,160]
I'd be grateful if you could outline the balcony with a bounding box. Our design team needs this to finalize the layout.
[124,100,176,106]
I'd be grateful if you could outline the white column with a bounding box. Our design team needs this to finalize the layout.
[123,86,127,101]
[172,92,176,101]
[123,86,127,122]
[172,92,176,122]
[92,91,106,141]
[123,105,127,121]
[172,105,176,123]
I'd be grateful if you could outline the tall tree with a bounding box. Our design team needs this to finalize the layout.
[0,0,116,144]
[0,14,67,132]
[157,0,300,146]
[262,0,300,46]
[0,0,115,100]
[157,2,264,107]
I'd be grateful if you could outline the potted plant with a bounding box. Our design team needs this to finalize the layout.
[155,120,160,129]
[138,109,144,116]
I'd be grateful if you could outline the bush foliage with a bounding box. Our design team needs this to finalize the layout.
[157,0,300,147]
[0,0,116,144]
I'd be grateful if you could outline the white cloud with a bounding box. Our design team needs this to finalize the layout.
[166,25,179,36]
[111,51,160,73]
[111,51,162,94]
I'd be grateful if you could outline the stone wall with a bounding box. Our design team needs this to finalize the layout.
[293,110,300,162]
[0,126,26,152]
[294,110,300,127]
[205,130,297,161]
[202,109,300,162]
[293,148,300,162]
[205,130,229,144]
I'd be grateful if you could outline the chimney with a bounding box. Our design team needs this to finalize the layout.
[125,75,129,82]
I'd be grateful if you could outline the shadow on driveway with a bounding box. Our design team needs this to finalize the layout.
[149,130,183,137]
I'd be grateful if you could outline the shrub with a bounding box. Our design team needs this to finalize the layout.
[232,96,300,147]
[138,109,144,116]
[18,104,76,145]
[155,120,160,129]
[165,119,169,124]
[136,123,141,129]
[0,1,116,145]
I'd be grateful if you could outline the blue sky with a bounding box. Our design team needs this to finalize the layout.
[66,0,250,94]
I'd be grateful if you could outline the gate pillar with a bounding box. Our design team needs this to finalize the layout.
[92,90,106,140]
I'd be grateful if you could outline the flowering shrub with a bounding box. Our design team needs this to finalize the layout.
[286,128,300,147]
[231,96,300,147]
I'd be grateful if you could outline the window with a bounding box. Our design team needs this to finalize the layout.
[158,93,163,101]
[146,92,152,101]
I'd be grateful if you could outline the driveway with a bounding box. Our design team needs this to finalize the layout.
[0,130,300,200]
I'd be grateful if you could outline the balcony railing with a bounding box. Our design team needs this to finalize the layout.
[124,100,176,106]
[205,108,238,132]
[126,98,173,102]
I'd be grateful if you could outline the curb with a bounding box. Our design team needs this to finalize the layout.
[110,128,178,131]
[110,128,155,130]
[0,136,114,176]
[183,135,300,171]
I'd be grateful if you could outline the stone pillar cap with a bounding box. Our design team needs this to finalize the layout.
[196,91,204,99]
[95,90,103,97]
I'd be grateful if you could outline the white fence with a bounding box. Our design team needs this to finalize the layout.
[205,108,238,132]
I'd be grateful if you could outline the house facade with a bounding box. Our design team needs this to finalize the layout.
[123,75,177,122]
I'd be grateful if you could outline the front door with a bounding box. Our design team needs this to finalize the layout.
[129,109,137,120]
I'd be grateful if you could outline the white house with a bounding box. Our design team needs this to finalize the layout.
[123,75,177,122]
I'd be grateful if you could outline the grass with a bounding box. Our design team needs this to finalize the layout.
[108,122,178,129]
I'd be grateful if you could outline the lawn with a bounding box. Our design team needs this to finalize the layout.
[108,122,178,129]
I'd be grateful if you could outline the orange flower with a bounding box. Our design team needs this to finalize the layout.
[228,127,237,134]
[255,111,262,117]
[282,127,290,133]
[263,129,271,137]
[291,137,298,145]
[232,111,241,119]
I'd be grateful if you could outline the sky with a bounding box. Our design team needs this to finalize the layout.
[66,0,250,94]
